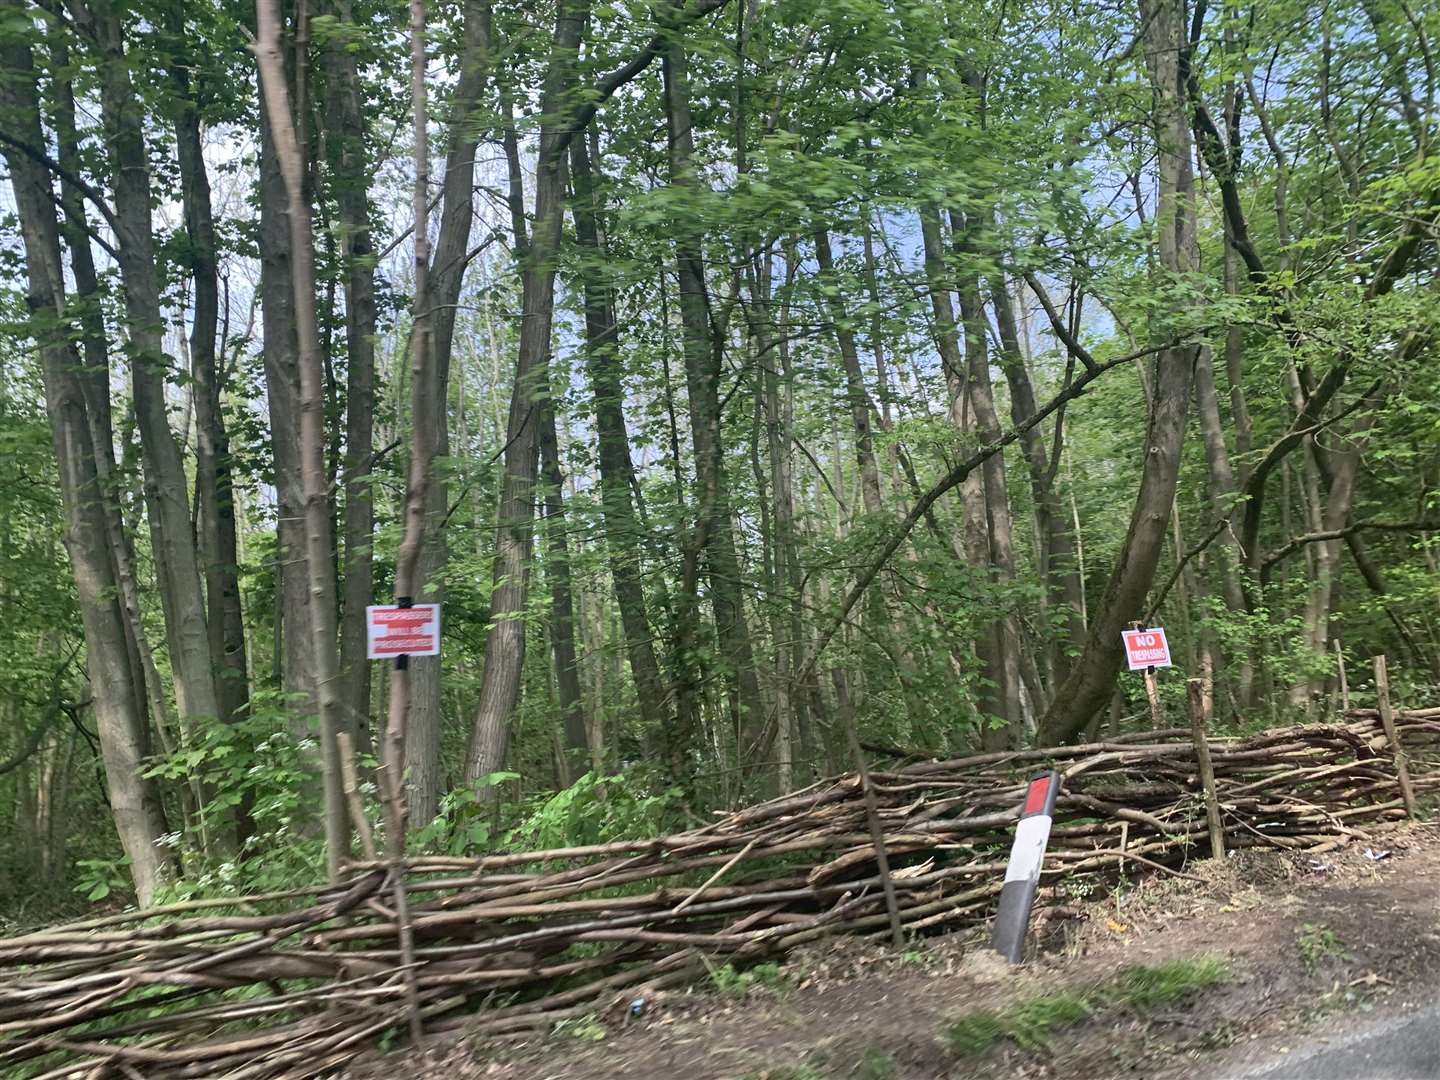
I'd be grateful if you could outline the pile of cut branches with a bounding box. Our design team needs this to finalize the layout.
[3,709,1437,1079]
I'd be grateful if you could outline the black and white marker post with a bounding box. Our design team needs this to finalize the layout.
[991,770,1062,964]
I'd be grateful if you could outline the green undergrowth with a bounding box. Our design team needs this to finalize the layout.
[942,954,1231,1057]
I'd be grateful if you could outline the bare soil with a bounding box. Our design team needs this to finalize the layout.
[368,824,1440,1080]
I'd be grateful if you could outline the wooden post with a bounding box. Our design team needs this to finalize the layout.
[1131,619,1163,730]
[1374,655,1418,818]
[1334,640,1350,713]
[1143,668,1162,730]
[1187,678,1226,860]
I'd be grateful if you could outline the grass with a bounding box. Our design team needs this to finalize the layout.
[1296,923,1348,973]
[855,1045,897,1078]
[941,953,1230,1057]
[707,960,791,997]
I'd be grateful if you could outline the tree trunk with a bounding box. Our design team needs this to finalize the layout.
[664,40,767,791]
[464,0,588,787]
[813,230,884,516]
[75,0,222,745]
[539,401,590,779]
[916,203,1008,744]
[324,0,380,760]
[258,103,319,728]
[255,0,351,878]
[404,0,493,823]
[1036,0,1198,745]
[164,23,252,845]
[1191,343,1254,706]
[953,214,1024,739]
[1291,387,1386,705]
[567,135,673,767]
[0,20,174,902]
[992,274,1084,694]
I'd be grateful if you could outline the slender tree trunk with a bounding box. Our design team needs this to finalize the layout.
[917,203,1008,743]
[406,0,492,823]
[465,0,589,787]
[0,22,174,902]
[168,22,250,740]
[324,0,380,760]
[663,40,767,790]
[1191,343,1254,706]
[1292,388,1386,705]
[258,104,319,728]
[814,230,884,515]
[1036,0,1198,745]
[567,136,673,766]
[992,275,1084,694]
[953,214,1024,738]
[74,0,222,744]
[255,0,351,878]
[539,401,590,778]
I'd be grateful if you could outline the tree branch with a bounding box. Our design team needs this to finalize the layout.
[553,0,733,159]
[1261,520,1440,583]
[1022,271,1099,372]
[792,337,1184,709]
[0,129,121,239]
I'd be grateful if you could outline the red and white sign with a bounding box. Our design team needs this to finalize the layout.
[366,604,441,659]
[1122,627,1172,671]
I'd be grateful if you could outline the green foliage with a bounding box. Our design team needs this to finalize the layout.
[707,960,792,998]
[853,1045,897,1079]
[410,772,518,856]
[73,856,131,903]
[741,1066,828,1080]
[505,770,689,852]
[1113,955,1231,1008]
[1296,924,1349,974]
[942,954,1230,1057]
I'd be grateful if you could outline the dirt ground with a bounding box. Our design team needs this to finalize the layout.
[368,824,1440,1080]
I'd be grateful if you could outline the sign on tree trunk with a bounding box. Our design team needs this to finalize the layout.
[366,604,441,659]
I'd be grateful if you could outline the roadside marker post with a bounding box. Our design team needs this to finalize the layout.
[992,770,1062,964]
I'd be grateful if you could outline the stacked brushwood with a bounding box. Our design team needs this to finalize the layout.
[4,710,1438,1079]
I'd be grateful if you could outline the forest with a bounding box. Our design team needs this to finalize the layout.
[0,0,1436,919]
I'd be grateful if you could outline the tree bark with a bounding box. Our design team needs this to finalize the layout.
[73,0,222,745]
[258,99,318,728]
[0,18,174,902]
[405,0,493,824]
[1191,343,1254,705]
[917,202,1008,744]
[953,213,1025,739]
[323,0,380,761]
[1036,0,1198,745]
[664,40,767,790]
[255,0,351,879]
[814,230,884,516]
[464,0,589,787]
[539,402,590,779]
[568,136,672,766]
[992,274,1084,693]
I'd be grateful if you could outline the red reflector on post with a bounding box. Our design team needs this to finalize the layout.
[1022,775,1052,817]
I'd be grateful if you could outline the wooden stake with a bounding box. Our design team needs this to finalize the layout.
[844,723,905,948]
[1373,655,1418,818]
[1143,668,1163,730]
[1187,679,1225,860]
[336,731,377,862]
[1131,620,1163,730]
[1335,640,1350,713]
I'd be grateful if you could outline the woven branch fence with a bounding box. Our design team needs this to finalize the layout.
[4,708,1439,1079]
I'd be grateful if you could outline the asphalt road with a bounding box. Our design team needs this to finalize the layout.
[1241,1004,1440,1079]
